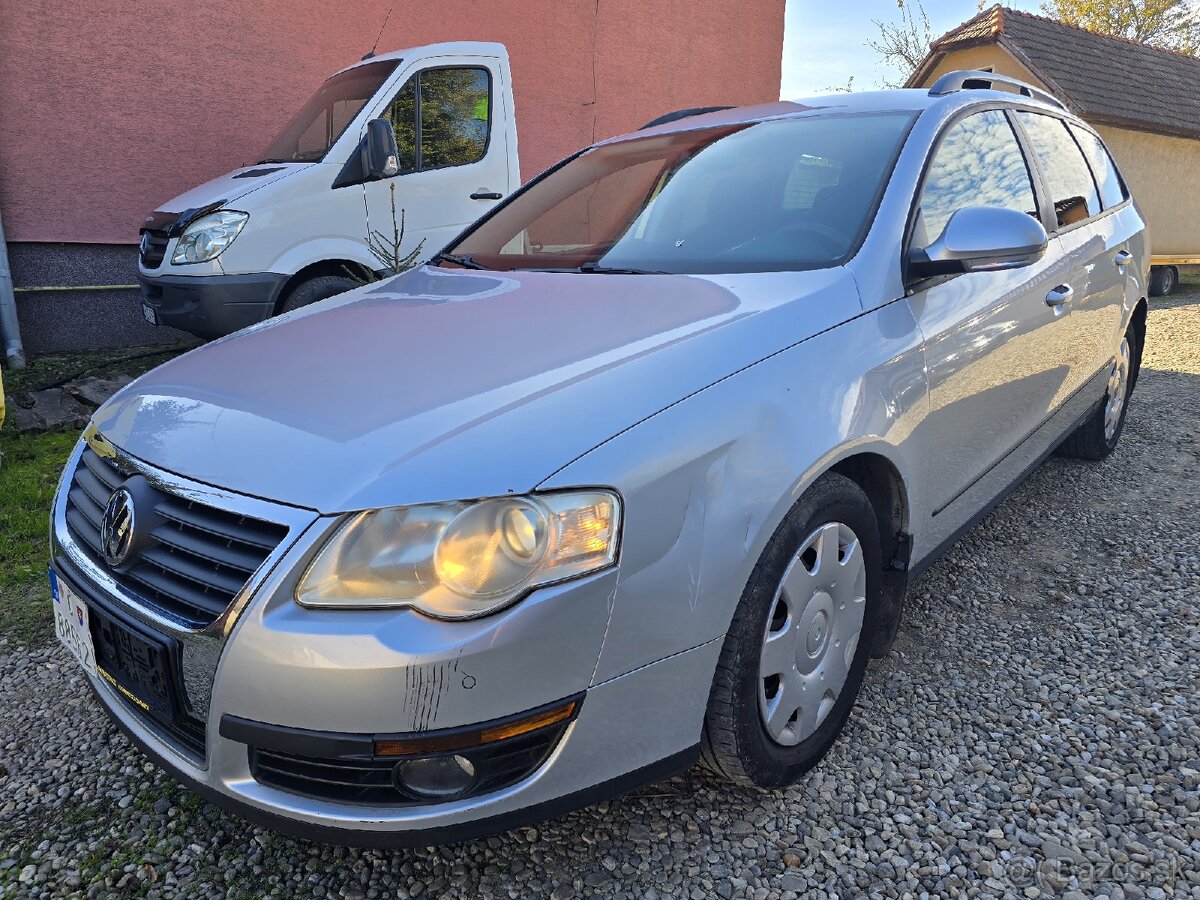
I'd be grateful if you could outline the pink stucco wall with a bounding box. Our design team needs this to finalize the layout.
[0,0,784,244]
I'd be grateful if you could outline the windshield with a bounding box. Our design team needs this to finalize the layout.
[260,60,399,164]
[447,112,914,274]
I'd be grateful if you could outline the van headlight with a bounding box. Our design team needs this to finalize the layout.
[171,210,249,264]
[295,491,621,619]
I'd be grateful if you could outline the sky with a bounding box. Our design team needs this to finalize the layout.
[780,0,1042,98]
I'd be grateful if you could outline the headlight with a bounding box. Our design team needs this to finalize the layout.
[171,210,248,264]
[295,491,621,619]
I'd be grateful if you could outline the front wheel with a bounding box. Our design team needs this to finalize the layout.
[277,274,361,315]
[701,472,882,788]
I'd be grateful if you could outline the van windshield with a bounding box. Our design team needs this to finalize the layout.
[259,60,399,164]
[446,112,915,275]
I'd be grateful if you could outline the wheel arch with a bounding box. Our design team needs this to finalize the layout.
[274,259,376,314]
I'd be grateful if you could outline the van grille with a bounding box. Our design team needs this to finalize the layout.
[139,231,170,269]
[64,447,289,629]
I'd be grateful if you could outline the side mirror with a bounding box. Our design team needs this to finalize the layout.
[908,206,1048,280]
[363,118,400,180]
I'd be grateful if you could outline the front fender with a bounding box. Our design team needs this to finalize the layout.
[538,299,927,685]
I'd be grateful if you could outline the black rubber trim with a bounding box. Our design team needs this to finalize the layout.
[94,686,698,847]
[219,692,585,760]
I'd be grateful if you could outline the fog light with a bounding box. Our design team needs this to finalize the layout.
[394,754,476,799]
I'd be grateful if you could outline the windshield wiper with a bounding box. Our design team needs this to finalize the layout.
[255,158,296,164]
[577,263,668,275]
[430,252,490,270]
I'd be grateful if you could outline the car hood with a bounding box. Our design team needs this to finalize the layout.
[93,266,861,513]
[155,163,313,215]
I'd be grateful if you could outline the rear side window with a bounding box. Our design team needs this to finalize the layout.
[1016,112,1101,228]
[918,109,1037,243]
[1068,124,1127,209]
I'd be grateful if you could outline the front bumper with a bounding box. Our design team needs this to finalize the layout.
[138,271,288,339]
[51,439,718,844]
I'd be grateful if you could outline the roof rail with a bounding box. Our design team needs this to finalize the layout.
[927,70,1066,110]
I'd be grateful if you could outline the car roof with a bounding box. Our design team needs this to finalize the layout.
[600,83,1073,147]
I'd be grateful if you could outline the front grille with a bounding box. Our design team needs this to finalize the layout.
[248,725,568,806]
[139,231,170,269]
[64,447,289,629]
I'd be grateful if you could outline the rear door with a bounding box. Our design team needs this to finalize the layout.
[905,107,1076,551]
[1013,111,1129,395]
[364,56,512,268]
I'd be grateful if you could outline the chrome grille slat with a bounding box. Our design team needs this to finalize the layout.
[62,446,288,629]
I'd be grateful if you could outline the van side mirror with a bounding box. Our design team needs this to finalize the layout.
[363,119,400,180]
[908,207,1048,280]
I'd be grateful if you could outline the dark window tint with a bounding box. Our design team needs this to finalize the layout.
[419,68,490,169]
[449,113,914,275]
[918,110,1037,243]
[384,67,490,174]
[1016,112,1101,228]
[1068,124,1127,209]
[260,60,399,164]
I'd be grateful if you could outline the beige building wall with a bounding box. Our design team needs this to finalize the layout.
[915,45,1200,261]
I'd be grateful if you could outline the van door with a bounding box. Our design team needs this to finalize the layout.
[905,108,1076,554]
[363,57,512,269]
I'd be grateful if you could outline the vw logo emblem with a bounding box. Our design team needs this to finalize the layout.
[100,488,136,567]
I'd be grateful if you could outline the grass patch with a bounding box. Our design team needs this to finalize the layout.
[1,345,190,644]
[0,429,78,643]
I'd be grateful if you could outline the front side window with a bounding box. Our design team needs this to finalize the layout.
[260,60,399,164]
[917,109,1037,245]
[384,67,490,174]
[1016,112,1102,228]
[1068,124,1127,209]
[448,112,914,275]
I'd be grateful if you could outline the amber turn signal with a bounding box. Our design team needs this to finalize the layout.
[374,699,579,758]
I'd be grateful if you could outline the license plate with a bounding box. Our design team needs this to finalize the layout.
[51,570,98,678]
[90,605,176,722]
[142,303,157,325]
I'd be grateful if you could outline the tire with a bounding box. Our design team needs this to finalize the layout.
[277,274,360,315]
[1149,265,1177,297]
[701,472,883,788]
[1056,321,1140,460]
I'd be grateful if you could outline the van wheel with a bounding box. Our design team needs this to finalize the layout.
[1149,265,1177,297]
[701,472,882,788]
[278,275,360,315]
[1056,323,1138,460]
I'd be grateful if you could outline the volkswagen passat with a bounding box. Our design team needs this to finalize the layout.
[51,72,1147,845]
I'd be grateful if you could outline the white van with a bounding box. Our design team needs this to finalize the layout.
[137,42,518,338]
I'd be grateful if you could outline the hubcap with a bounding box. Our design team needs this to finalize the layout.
[1104,337,1131,441]
[758,521,867,747]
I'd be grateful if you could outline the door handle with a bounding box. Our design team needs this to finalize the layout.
[470,191,503,201]
[1045,284,1074,306]
[1114,250,1133,268]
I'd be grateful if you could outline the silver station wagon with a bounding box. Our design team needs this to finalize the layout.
[51,71,1147,845]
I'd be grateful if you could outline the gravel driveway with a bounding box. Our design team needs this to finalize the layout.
[3,290,1198,899]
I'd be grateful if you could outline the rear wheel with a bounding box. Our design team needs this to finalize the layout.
[701,473,881,788]
[277,274,360,315]
[1057,324,1137,460]
[1149,265,1177,297]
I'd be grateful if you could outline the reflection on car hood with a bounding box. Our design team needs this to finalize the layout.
[93,266,861,512]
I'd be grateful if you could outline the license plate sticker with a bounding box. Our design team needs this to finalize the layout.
[142,303,157,325]
[51,570,98,678]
